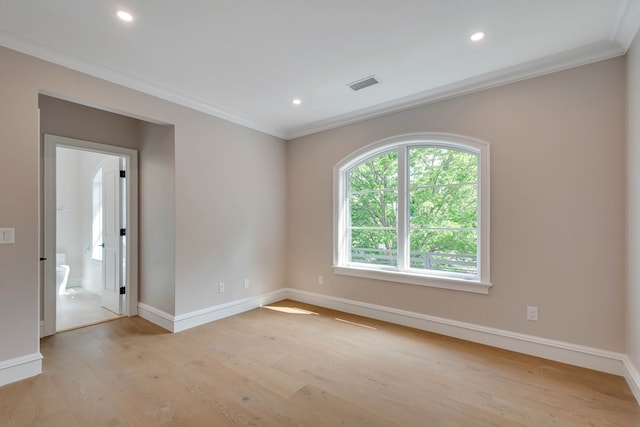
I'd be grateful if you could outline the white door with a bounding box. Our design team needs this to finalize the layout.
[43,134,138,337]
[101,156,122,314]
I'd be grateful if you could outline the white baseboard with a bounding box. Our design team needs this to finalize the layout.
[283,288,627,377]
[138,289,288,333]
[137,287,637,403]
[137,303,175,332]
[0,352,42,387]
[623,357,640,404]
[172,289,287,332]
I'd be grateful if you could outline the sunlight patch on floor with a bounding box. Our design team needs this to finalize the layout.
[263,305,319,315]
[334,318,377,330]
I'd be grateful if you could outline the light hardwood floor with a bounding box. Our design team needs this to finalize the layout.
[2,299,639,426]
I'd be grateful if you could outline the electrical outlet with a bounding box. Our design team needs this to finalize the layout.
[218,282,225,293]
[527,306,538,321]
[0,227,15,244]
[318,275,324,285]
[243,278,250,289]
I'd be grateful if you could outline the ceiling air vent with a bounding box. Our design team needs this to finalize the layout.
[347,75,380,91]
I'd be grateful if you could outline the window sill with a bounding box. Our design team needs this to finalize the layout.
[332,265,491,294]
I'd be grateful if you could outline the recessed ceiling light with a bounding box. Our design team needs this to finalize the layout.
[470,32,485,42]
[117,10,134,22]
[292,99,302,105]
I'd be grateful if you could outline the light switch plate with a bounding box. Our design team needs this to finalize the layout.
[0,228,15,244]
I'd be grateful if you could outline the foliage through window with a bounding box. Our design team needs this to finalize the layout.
[334,134,490,292]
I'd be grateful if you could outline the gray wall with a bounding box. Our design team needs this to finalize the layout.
[40,95,178,315]
[287,57,626,352]
[0,46,288,370]
[140,122,175,314]
[38,95,146,317]
[0,38,633,385]
[627,31,640,375]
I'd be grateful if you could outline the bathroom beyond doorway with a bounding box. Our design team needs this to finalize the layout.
[42,134,139,336]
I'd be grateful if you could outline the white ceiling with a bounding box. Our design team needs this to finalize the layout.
[1,0,639,139]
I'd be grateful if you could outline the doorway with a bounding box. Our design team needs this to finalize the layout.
[43,134,139,336]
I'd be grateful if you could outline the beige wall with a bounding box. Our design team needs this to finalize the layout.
[628,31,640,370]
[0,46,287,368]
[0,38,631,382]
[140,122,176,314]
[287,57,626,352]
[173,115,287,314]
[40,95,178,315]
[39,95,145,311]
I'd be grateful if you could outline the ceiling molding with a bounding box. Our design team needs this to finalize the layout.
[284,40,626,140]
[2,0,639,142]
[610,0,640,51]
[0,30,288,139]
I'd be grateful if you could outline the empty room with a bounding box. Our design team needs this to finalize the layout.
[2,1,640,425]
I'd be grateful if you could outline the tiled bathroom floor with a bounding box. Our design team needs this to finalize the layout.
[56,287,122,332]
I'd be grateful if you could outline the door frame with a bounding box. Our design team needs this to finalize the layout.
[43,134,139,336]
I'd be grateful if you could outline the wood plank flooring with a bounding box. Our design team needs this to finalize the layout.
[2,299,639,426]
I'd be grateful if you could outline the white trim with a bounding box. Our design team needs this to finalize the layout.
[43,134,139,338]
[623,356,640,404]
[333,133,490,293]
[610,0,640,51]
[286,41,626,139]
[137,303,175,332]
[2,30,635,140]
[137,289,288,333]
[172,290,288,332]
[0,31,286,139]
[137,287,637,401]
[333,265,491,294]
[284,288,627,376]
[0,352,43,387]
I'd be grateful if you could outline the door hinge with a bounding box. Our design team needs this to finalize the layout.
[120,287,126,295]
[120,170,126,178]
[120,228,126,236]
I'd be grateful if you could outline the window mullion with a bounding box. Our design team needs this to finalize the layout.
[397,148,408,271]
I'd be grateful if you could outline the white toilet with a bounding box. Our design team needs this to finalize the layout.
[56,253,70,295]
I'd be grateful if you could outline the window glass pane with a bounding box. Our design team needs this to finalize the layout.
[349,190,397,227]
[409,229,478,274]
[410,147,477,186]
[409,147,478,275]
[336,136,488,287]
[348,151,398,267]
[410,184,477,228]
[349,151,398,192]
[350,229,397,267]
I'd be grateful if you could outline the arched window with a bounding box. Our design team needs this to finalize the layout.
[333,133,491,293]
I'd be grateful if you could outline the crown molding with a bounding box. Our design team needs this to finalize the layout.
[284,40,626,139]
[0,31,287,139]
[610,0,640,51]
[3,4,638,143]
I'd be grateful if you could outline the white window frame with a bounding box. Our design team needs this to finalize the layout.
[333,132,491,294]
